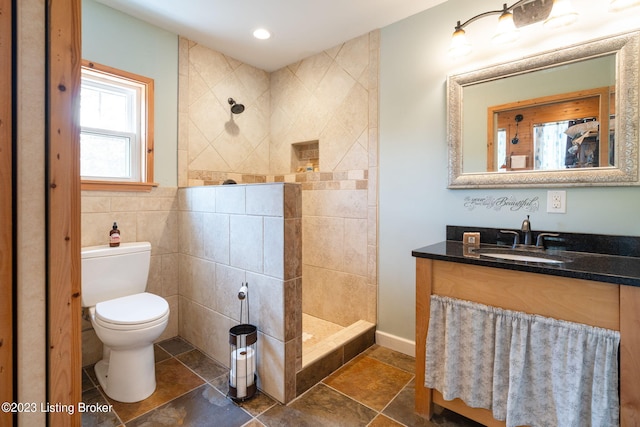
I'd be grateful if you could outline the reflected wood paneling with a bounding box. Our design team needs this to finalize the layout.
[448,31,640,188]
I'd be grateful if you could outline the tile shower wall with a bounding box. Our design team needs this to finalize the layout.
[271,32,379,328]
[179,31,379,329]
[178,183,302,404]
[80,187,180,366]
[178,37,271,186]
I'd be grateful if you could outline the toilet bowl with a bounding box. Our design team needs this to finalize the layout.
[82,242,169,403]
[90,293,169,402]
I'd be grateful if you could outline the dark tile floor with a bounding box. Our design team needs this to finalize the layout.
[82,338,483,427]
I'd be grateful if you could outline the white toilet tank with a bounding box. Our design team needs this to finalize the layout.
[81,242,152,307]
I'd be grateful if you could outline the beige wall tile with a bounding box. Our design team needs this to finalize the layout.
[257,332,286,403]
[216,185,246,213]
[264,217,284,279]
[343,218,368,277]
[230,215,263,273]
[178,152,189,188]
[302,264,368,327]
[191,256,217,309]
[335,136,369,171]
[162,253,180,296]
[302,189,367,219]
[182,41,271,176]
[179,296,205,350]
[144,187,178,198]
[302,216,344,271]
[201,308,236,367]
[178,210,204,256]
[214,264,247,321]
[203,213,230,264]
[81,196,111,213]
[336,83,368,141]
[190,185,216,212]
[335,33,370,81]
[110,196,141,212]
[189,44,233,93]
[246,184,284,216]
[81,212,137,247]
[138,210,179,255]
[178,254,194,301]
[159,295,179,341]
[138,196,178,212]
[147,255,163,296]
[246,272,285,341]
[295,51,333,92]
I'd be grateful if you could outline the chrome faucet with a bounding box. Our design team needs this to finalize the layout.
[536,232,560,248]
[501,216,560,249]
[500,230,519,248]
[521,215,532,246]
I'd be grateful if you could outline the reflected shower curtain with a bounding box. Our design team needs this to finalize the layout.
[534,121,568,170]
[425,295,620,427]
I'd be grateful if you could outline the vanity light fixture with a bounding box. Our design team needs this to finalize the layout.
[449,26,473,57]
[543,0,578,28]
[492,4,520,45]
[609,0,640,11]
[449,0,578,58]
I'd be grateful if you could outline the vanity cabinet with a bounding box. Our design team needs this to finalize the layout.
[415,258,640,426]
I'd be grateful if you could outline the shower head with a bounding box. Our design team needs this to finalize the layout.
[228,98,245,114]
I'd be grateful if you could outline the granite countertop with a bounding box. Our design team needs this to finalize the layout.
[412,240,640,287]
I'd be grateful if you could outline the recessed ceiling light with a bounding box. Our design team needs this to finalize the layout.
[253,28,271,40]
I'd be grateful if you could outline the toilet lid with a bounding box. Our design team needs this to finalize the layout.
[95,292,169,325]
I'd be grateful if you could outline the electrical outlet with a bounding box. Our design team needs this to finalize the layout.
[546,190,566,213]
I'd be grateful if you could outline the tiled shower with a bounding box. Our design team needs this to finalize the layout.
[81,29,379,404]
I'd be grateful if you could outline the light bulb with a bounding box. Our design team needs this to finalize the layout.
[544,0,578,28]
[492,10,520,44]
[253,28,271,40]
[449,28,472,57]
[609,0,640,11]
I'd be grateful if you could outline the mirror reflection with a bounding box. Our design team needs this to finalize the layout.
[447,31,639,188]
[463,54,616,173]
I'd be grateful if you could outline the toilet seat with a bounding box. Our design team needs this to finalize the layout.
[94,292,169,331]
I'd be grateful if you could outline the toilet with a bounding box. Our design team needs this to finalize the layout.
[81,241,169,403]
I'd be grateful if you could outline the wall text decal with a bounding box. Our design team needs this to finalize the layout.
[464,196,539,212]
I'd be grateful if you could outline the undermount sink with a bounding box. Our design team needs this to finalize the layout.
[479,252,565,264]
[473,248,568,264]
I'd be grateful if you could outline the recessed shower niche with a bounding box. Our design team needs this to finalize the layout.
[291,141,319,172]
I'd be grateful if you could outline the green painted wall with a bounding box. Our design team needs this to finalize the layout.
[378,0,640,343]
[82,0,178,187]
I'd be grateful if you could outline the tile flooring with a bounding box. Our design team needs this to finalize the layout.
[82,337,482,426]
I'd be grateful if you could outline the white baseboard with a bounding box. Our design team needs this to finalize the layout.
[375,330,415,357]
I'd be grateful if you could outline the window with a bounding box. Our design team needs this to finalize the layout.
[80,60,155,191]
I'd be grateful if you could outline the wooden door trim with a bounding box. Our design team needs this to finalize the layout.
[47,0,82,425]
[0,0,15,423]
